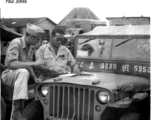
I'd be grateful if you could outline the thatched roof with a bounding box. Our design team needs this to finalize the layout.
[58,7,99,26]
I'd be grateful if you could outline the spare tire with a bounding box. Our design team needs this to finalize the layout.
[23,100,43,120]
[1,96,6,120]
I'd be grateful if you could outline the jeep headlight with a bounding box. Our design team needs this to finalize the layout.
[98,91,110,104]
[41,85,48,96]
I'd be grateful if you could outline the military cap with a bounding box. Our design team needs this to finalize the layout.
[26,23,45,36]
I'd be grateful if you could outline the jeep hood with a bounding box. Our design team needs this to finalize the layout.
[42,72,150,92]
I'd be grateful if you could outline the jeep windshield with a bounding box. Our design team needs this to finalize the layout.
[77,37,150,62]
[76,37,150,78]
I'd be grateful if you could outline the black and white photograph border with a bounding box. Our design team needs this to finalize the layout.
[0,0,151,120]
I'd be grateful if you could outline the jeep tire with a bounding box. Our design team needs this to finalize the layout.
[120,112,145,120]
[22,100,43,120]
[1,96,6,120]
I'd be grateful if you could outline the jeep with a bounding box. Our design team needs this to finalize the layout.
[23,25,150,120]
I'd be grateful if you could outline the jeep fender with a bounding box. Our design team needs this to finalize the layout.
[108,92,148,108]
[133,92,148,102]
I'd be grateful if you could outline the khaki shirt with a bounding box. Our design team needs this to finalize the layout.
[36,43,76,72]
[4,36,34,68]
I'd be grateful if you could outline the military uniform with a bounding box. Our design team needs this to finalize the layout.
[1,36,33,100]
[1,23,45,120]
[36,43,77,79]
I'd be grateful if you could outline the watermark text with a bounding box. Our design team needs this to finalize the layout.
[6,0,27,3]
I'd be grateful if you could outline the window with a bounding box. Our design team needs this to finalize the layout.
[77,38,112,59]
[91,24,94,30]
[112,38,150,61]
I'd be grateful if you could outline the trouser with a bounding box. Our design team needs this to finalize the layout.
[1,68,29,100]
[1,69,29,120]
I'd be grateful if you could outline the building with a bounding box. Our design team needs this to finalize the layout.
[1,17,56,40]
[106,16,150,26]
[66,19,106,32]
[57,7,106,33]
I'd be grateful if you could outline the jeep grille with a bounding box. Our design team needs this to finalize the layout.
[49,84,95,120]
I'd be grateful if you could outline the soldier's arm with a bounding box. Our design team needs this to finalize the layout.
[27,66,36,77]
[33,65,51,73]
[66,49,80,74]
[35,45,51,73]
[7,42,40,69]
[10,61,37,68]
[67,48,77,67]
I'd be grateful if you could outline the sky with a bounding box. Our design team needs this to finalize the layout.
[0,0,151,24]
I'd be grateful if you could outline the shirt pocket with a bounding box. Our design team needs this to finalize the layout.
[44,54,54,66]
[44,53,53,59]
[58,55,68,66]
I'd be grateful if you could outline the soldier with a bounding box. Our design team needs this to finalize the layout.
[1,23,45,120]
[36,27,80,80]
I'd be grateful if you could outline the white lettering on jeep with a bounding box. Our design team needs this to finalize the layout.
[122,64,130,72]
[134,65,150,73]
[100,63,117,70]
[89,62,94,69]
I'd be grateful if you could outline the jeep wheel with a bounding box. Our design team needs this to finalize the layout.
[1,96,6,120]
[120,112,145,120]
[23,100,43,120]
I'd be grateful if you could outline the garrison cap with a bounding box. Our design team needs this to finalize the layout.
[26,23,45,36]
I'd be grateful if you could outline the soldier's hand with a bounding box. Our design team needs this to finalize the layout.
[34,60,45,66]
[50,66,66,74]
[73,64,81,75]
[33,77,42,83]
